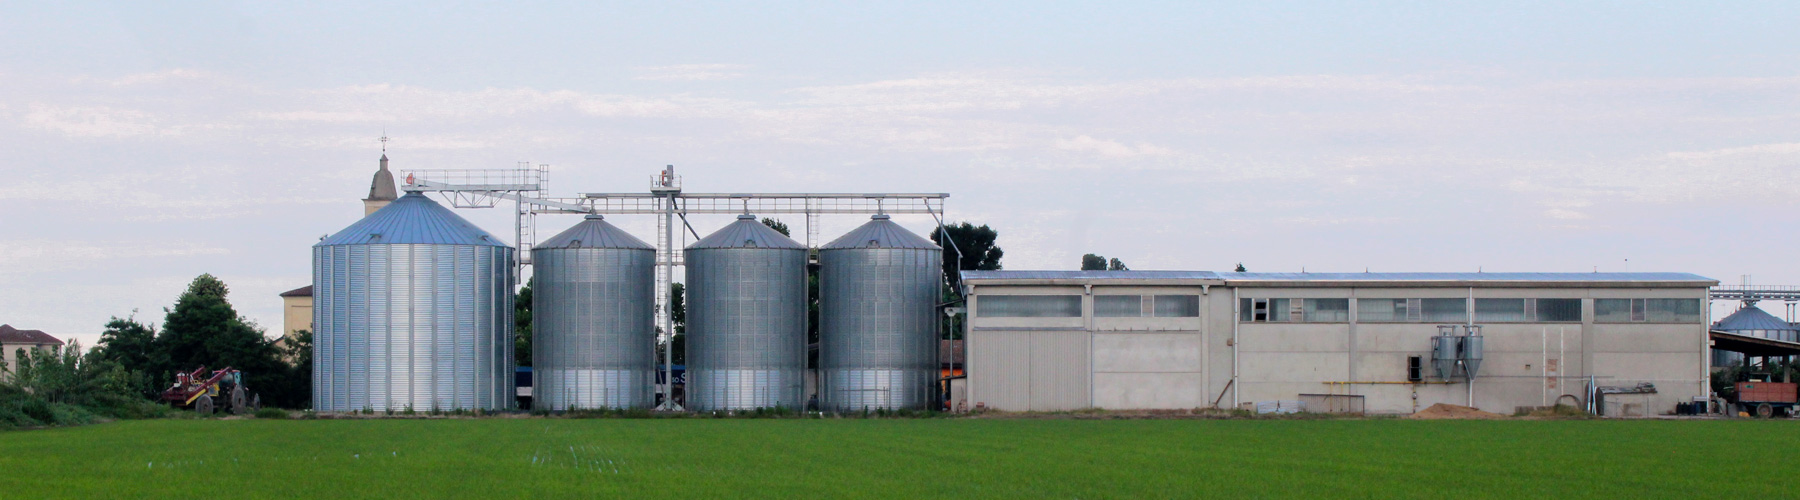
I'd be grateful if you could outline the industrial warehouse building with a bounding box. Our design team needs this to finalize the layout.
[960,271,1716,416]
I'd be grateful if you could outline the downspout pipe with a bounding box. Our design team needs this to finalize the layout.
[1232,287,1240,408]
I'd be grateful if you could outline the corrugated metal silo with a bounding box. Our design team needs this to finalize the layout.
[818,215,942,411]
[530,214,656,410]
[313,191,515,412]
[684,214,808,410]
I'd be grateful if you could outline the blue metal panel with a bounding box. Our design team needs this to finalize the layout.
[319,192,509,247]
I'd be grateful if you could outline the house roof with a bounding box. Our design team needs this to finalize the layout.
[0,325,63,346]
[279,285,314,297]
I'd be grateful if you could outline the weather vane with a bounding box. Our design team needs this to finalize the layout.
[379,130,389,152]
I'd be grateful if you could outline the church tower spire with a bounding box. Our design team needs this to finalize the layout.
[363,135,398,216]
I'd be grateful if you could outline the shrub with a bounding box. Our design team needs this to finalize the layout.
[255,408,289,419]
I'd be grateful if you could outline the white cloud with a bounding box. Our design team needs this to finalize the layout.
[633,64,750,81]
[1055,135,1174,158]
[0,240,230,275]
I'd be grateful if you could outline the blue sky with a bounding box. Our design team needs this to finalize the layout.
[3,2,1799,343]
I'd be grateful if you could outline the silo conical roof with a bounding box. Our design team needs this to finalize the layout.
[688,214,806,250]
[1714,305,1797,332]
[537,214,654,250]
[319,192,509,247]
[821,214,940,250]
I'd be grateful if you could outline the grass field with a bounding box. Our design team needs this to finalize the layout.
[1,417,1795,499]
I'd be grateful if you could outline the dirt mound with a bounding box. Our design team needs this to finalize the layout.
[1410,403,1506,420]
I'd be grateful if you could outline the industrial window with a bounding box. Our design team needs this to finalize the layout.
[1648,299,1702,323]
[1421,298,1468,323]
[1152,295,1201,317]
[1240,298,1266,322]
[1534,299,1581,322]
[1594,299,1702,323]
[1239,298,1340,322]
[1094,295,1144,317]
[1594,299,1632,322]
[1357,299,1417,322]
[1355,298,1465,322]
[976,295,1082,318]
[1303,299,1349,322]
[1474,298,1581,322]
[1240,298,1287,322]
[1474,299,1527,322]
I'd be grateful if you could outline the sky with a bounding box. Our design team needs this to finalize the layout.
[4,1,1800,346]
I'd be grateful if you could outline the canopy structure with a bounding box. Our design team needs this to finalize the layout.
[1711,330,1800,358]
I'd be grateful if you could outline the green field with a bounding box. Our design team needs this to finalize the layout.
[2,417,1794,499]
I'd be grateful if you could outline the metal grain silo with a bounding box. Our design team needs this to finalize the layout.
[684,214,808,410]
[818,215,942,411]
[313,191,515,412]
[530,214,656,410]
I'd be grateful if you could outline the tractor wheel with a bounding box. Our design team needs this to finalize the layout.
[196,395,214,415]
[231,386,248,415]
[1756,403,1774,418]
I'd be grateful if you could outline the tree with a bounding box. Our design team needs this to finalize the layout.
[662,283,687,365]
[1235,263,1247,273]
[87,315,159,398]
[931,222,1004,288]
[1081,254,1107,271]
[153,274,297,408]
[761,218,790,237]
[1081,254,1129,271]
[515,281,533,367]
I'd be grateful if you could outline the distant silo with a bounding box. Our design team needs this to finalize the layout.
[1711,305,1799,368]
[313,191,515,412]
[684,214,808,410]
[818,214,942,411]
[531,214,656,410]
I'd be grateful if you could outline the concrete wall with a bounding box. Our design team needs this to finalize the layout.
[282,295,313,339]
[1,342,58,381]
[966,279,1709,416]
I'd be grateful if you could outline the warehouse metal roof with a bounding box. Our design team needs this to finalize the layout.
[687,214,807,250]
[318,192,509,247]
[1713,306,1797,332]
[961,270,1717,286]
[962,270,1222,280]
[1219,272,1716,283]
[821,214,940,250]
[537,214,654,250]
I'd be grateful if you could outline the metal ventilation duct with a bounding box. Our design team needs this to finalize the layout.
[683,214,808,410]
[818,214,942,411]
[313,192,516,412]
[531,214,656,410]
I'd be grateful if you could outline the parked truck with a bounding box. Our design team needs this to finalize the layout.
[1736,377,1797,418]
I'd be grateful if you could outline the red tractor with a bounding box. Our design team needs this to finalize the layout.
[160,366,260,415]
